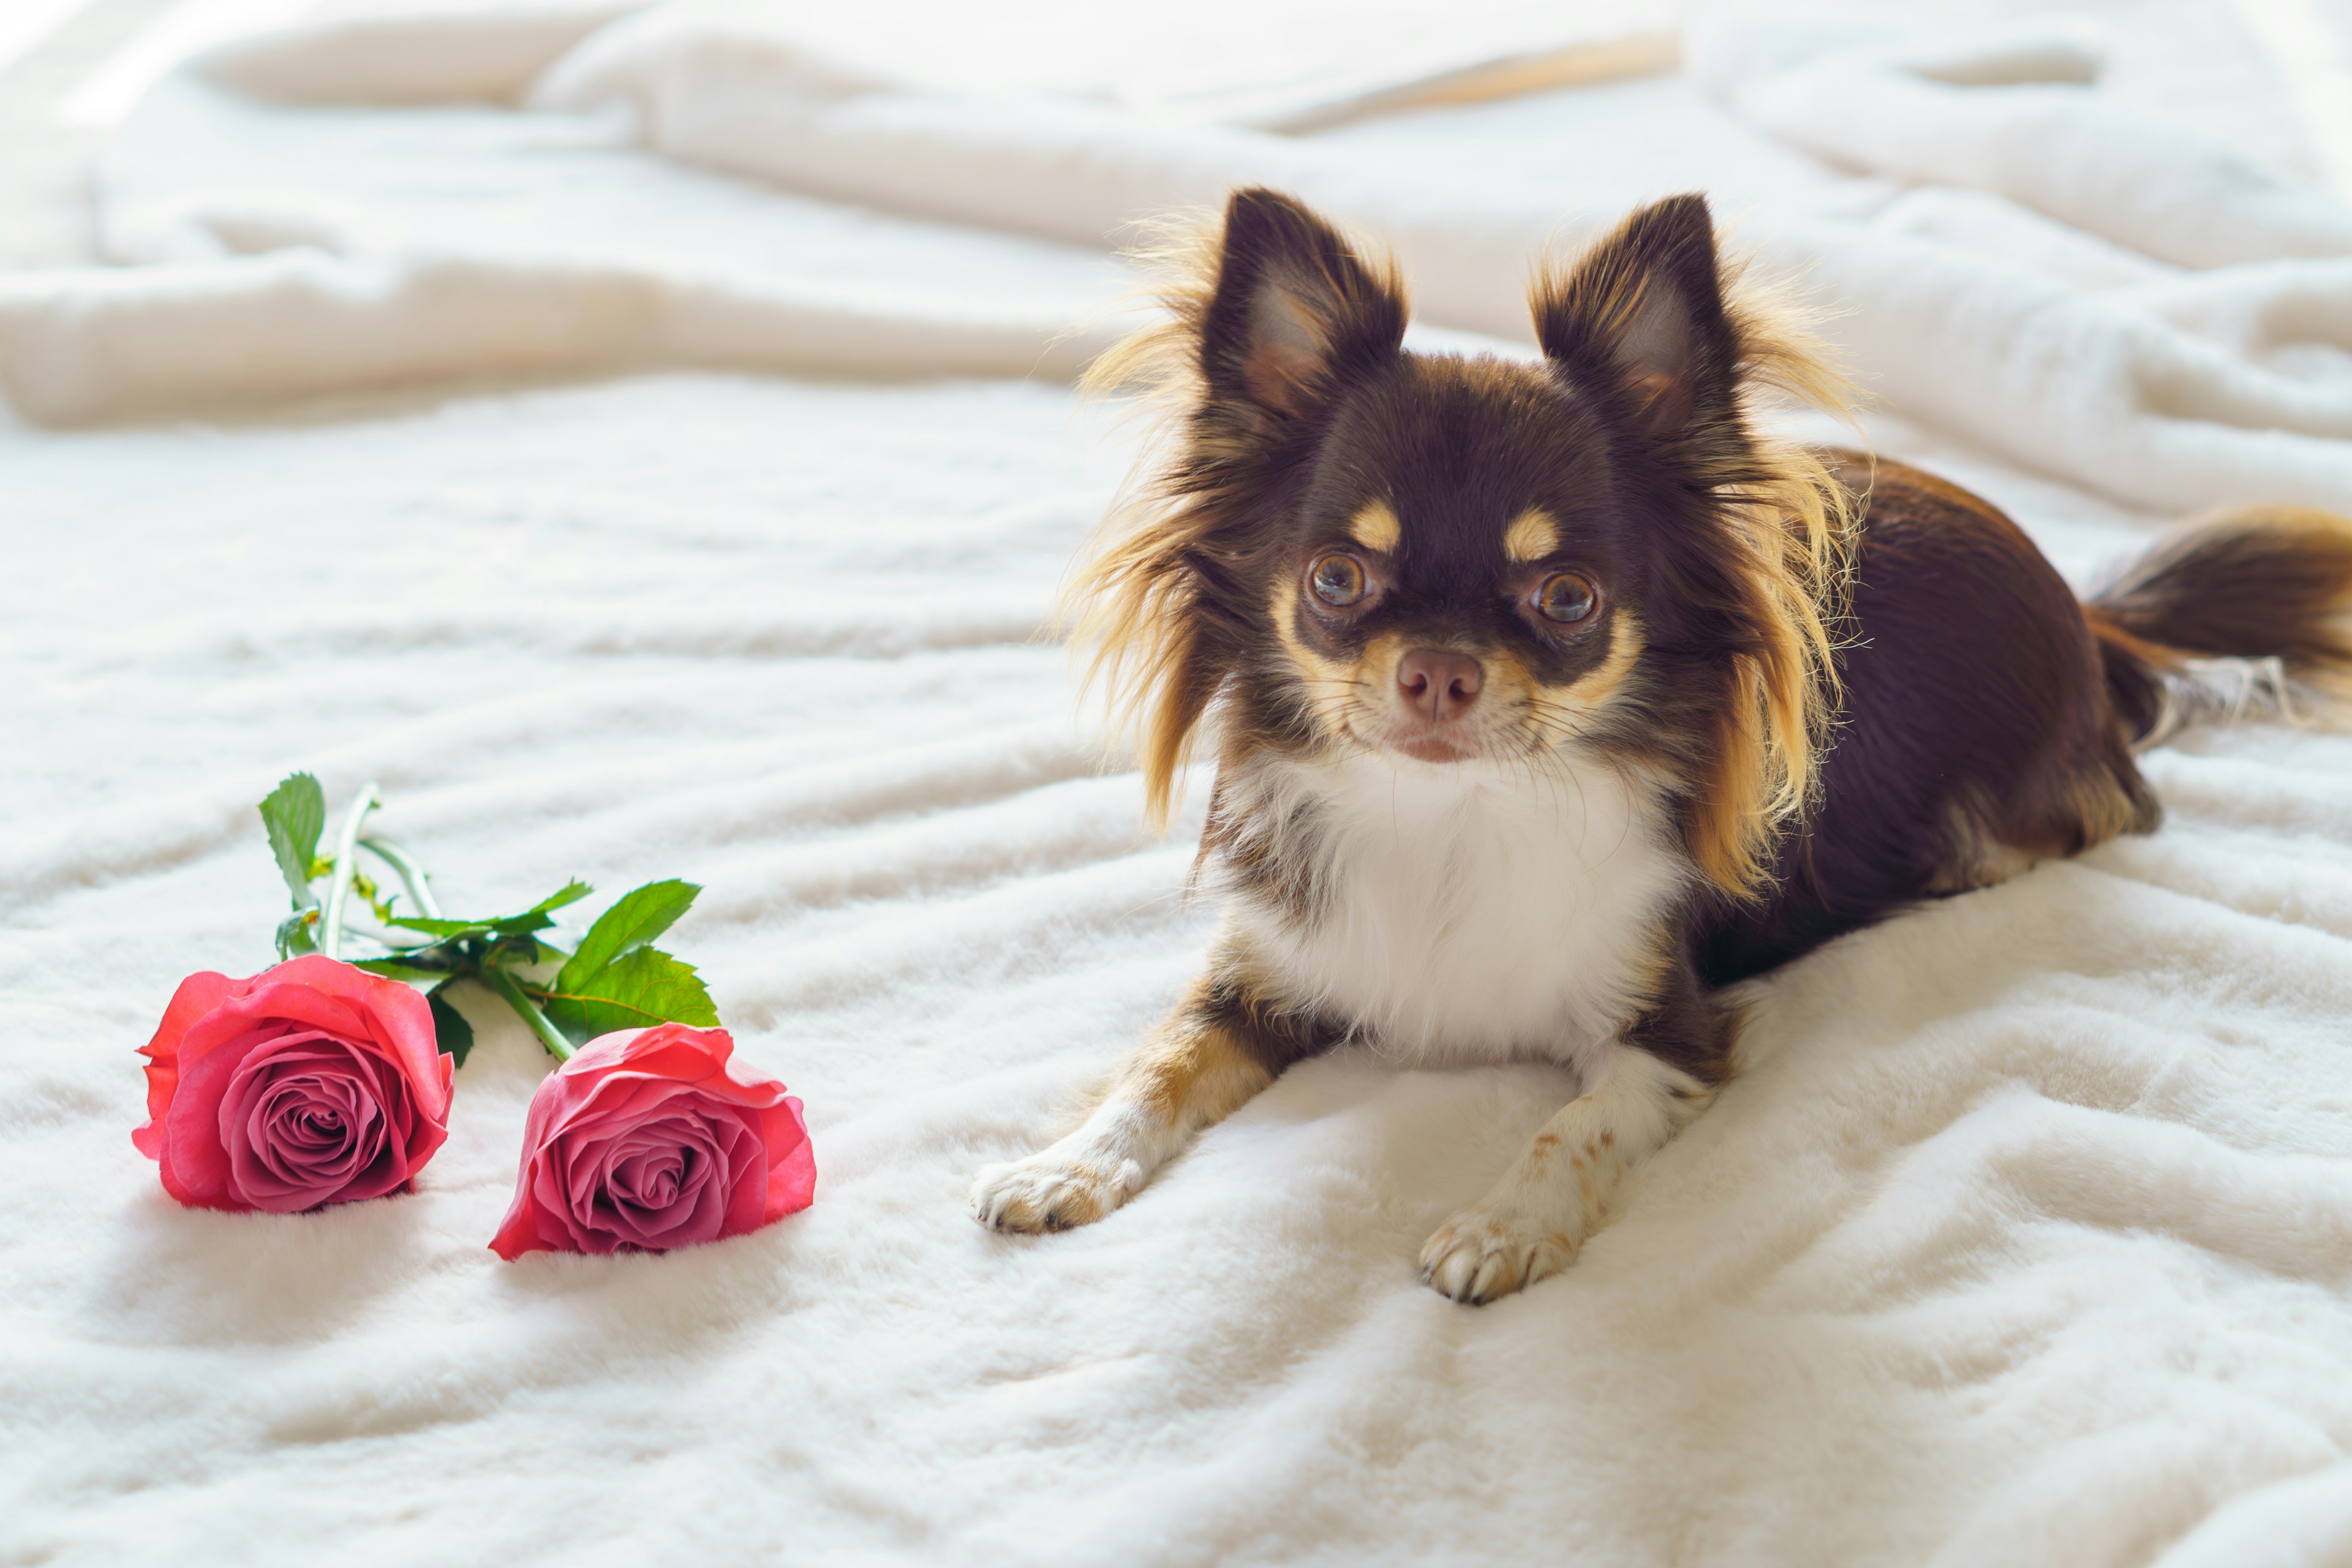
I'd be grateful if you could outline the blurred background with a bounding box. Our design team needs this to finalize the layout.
[4,0,2348,269]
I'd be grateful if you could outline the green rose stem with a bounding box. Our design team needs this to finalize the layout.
[353,815,571,1063]
[319,781,381,962]
[484,965,576,1062]
[350,807,573,1061]
[257,772,706,1065]
[360,835,440,921]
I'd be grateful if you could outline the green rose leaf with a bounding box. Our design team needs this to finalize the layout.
[274,910,318,960]
[258,774,327,910]
[540,946,718,1044]
[523,880,594,917]
[385,879,594,943]
[350,958,454,984]
[383,914,522,941]
[381,916,498,940]
[427,982,476,1068]
[556,880,702,997]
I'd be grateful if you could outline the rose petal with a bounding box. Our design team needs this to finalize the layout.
[764,1098,818,1221]
[221,1036,407,1212]
[173,956,450,1125]
[135,958,453,1213]
[489,1025,815,1260]
[159,1022,292,1208]
[132,970,238,1163]
[584,1112,736,1250]
[559,1109,725,1250]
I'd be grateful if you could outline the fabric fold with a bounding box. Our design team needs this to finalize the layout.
[4,2,2350,523]
[0,244,1120,423]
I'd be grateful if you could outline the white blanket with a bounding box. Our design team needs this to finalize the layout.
[6,6,2352,1564]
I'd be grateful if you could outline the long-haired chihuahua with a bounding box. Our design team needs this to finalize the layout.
[970,187,2352,1302]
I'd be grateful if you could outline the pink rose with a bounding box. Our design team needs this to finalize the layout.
[489,1024,814,1260]
[134,955,454,1213]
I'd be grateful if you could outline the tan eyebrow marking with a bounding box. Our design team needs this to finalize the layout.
[1348,501,1401,554]
[1503,508,1560,564]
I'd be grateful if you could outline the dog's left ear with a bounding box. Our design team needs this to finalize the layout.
[1199,187,1407,424]
[1532,194,1741,445]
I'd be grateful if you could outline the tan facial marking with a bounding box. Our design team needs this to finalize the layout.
[1349,501,1401,555]
[1562,611,1646,710]
[1503,508,1561,564]
[1268,574,1366,733]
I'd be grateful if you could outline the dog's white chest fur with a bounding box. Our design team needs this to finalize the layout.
[1224,752,1687,1066]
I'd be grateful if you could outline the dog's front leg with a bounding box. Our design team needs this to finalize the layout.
[970,965,1294,1233]
[1420,1040,1716,1303]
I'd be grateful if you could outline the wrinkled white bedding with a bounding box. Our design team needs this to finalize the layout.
[5,5,2352,1564]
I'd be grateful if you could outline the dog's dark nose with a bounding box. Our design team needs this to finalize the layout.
[1396,648,1483,722]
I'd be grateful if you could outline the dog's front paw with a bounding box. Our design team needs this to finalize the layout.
[969,1146,1144,1233]
[1419,1202,1579,1304]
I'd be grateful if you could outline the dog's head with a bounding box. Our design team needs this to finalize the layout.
[1072,189,1852,896]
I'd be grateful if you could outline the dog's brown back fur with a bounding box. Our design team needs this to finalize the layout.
[1697,454,2160,980]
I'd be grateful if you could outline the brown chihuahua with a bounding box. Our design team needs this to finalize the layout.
[970,187,2352,1302]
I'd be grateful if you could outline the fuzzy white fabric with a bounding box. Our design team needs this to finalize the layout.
[9,7,2352,513]
[5,6,2352,1564]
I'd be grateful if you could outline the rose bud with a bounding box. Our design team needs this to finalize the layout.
[489,1023,813,1260]
[134,954,454,1213]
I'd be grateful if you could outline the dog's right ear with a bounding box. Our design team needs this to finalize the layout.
[1064,192,1403,835]
[1197,188,1406,423]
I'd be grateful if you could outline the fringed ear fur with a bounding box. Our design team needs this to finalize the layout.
[1068,189,1852,878]
[1200,189,1408,423]
[1533,193,1732,439]
[1532,194,1858,899]
[1068,188,1408,832]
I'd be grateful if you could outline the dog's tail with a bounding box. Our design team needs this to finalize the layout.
[2086,506,2352,745]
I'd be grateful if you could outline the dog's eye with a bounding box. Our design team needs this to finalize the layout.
[1536,572,1599,624]
[1308,552,1369,608]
